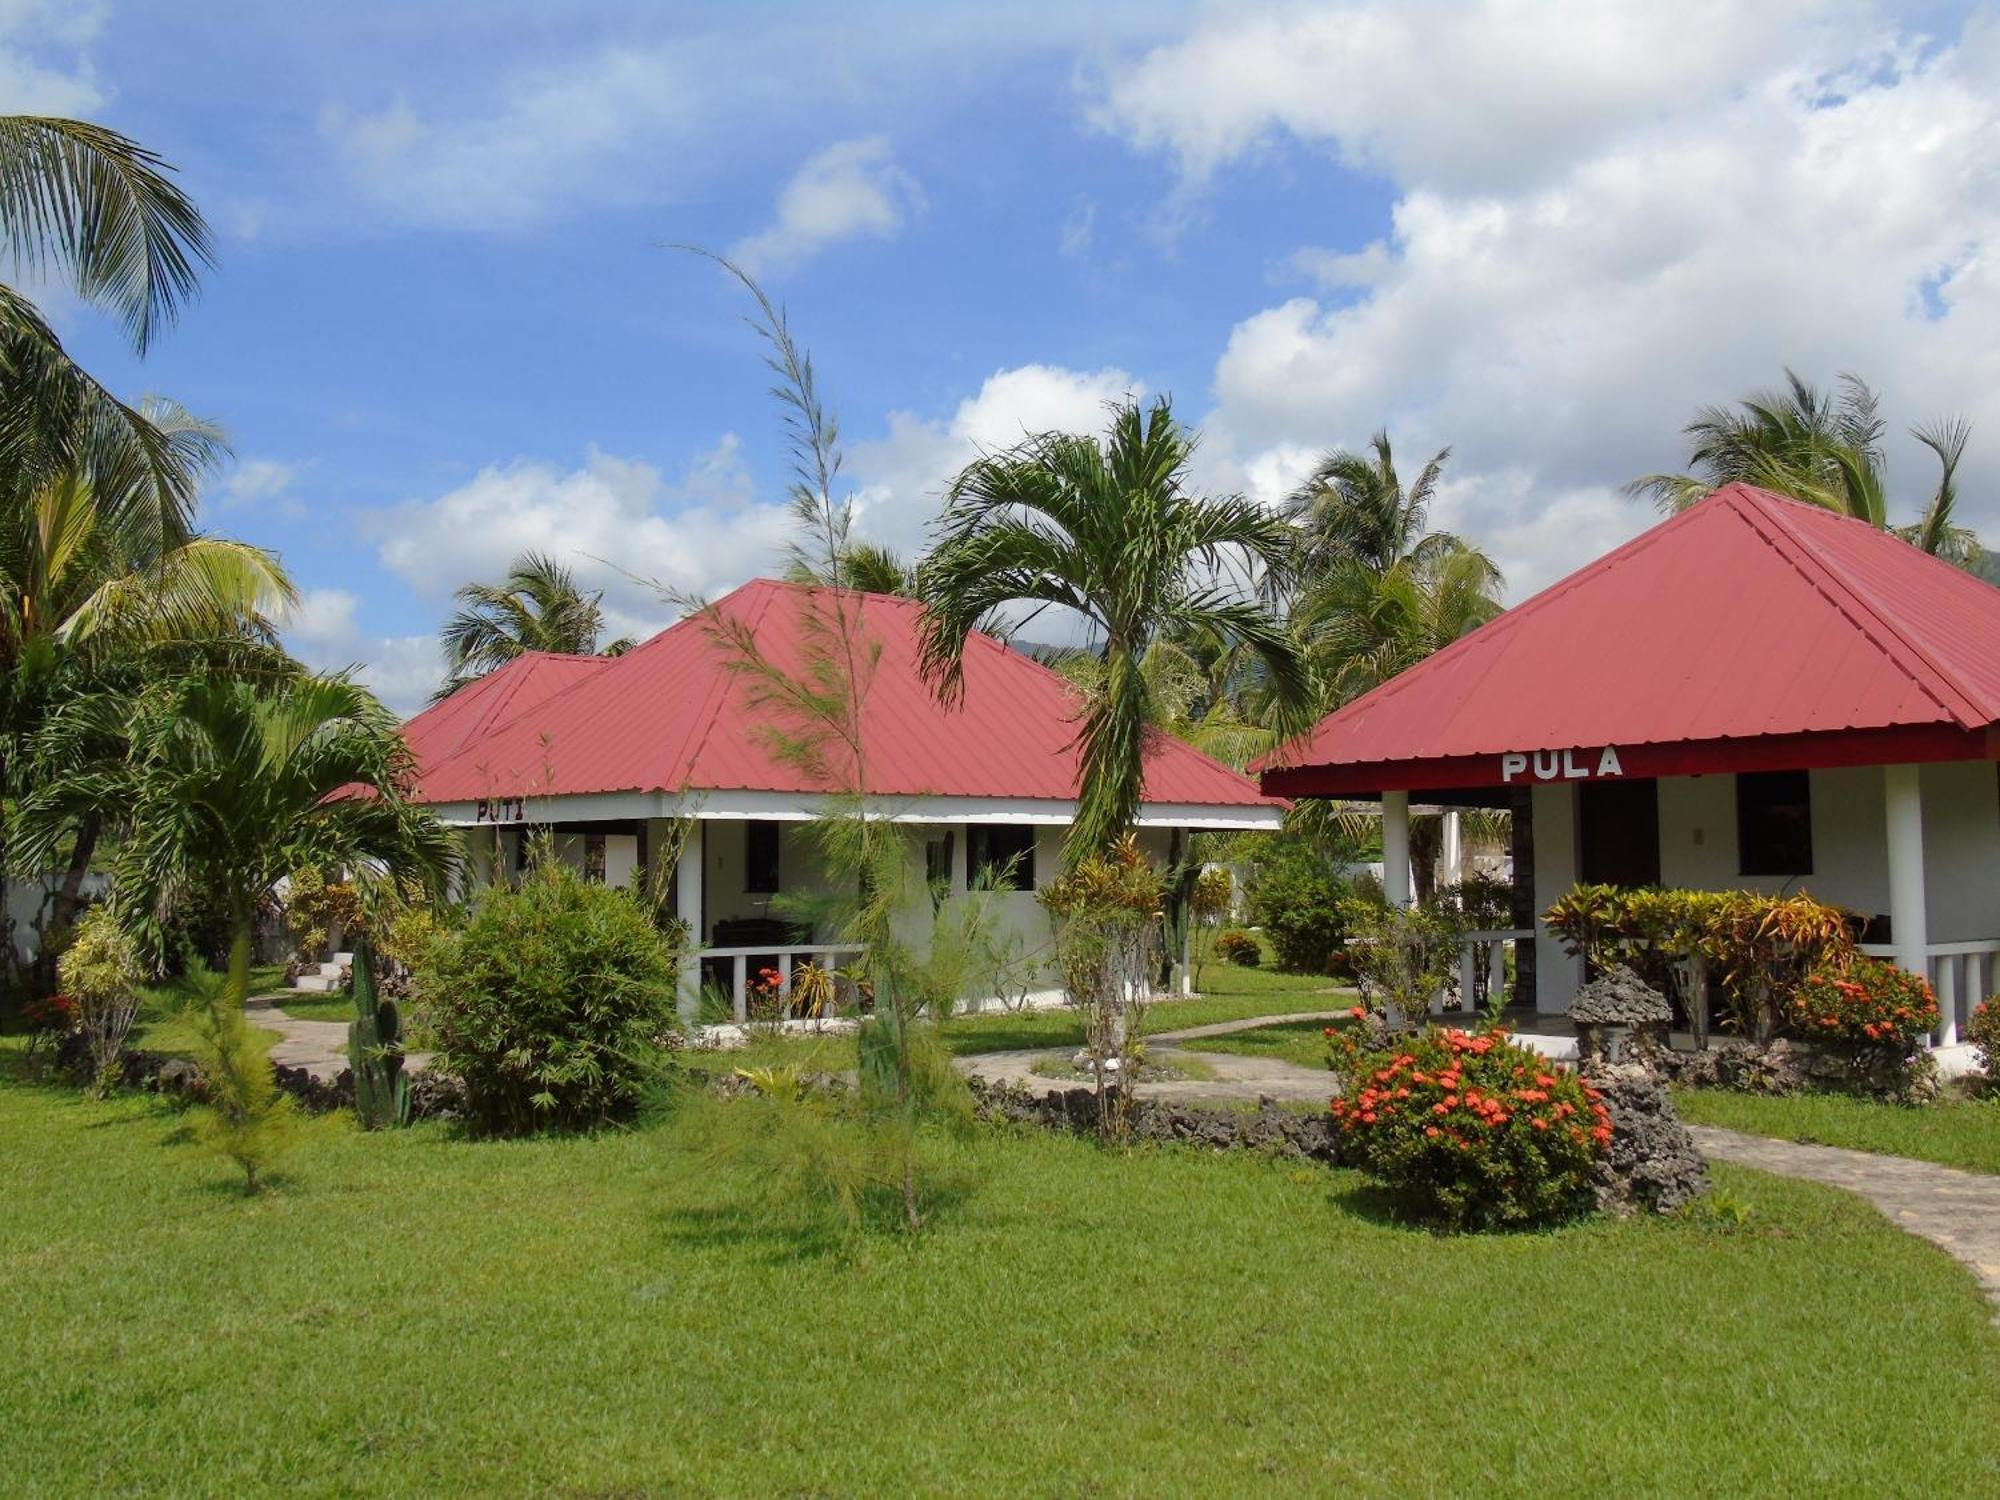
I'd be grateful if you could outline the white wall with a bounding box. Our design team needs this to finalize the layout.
[1531,761,2000,1013]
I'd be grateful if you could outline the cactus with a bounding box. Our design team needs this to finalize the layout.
[348,936,409,1128]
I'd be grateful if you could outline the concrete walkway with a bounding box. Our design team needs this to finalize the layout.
[1692,1125,2000,1316]
[246,995,351,1079]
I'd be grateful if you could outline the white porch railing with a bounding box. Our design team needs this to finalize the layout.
[1858,939,2000,1047]
[1439,928,1533,1014]
[700,943,866,1023]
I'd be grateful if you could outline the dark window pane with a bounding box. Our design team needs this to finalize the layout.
[1737,770,1812,876]
[745,821,780,893]
[967,824,1035,891]
[925,834,955,888]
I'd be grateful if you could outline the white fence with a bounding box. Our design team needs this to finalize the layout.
[699,943,867,1023]
[1858,940,2000,1047]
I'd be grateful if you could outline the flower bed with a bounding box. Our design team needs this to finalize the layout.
[1329,1019,1610,1229]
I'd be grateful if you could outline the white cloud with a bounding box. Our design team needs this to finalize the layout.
[847,362,1142,550]
[731,137,924,275]
[286,586,360,650]
[319,48,702,231]
[373,439,791,640]
[284,589,443,718]
[212,457,303,516]
[1088,0,1866,193]
[0,0,102,115]
[1060,196,1097,259]
[1097,2,2000,597]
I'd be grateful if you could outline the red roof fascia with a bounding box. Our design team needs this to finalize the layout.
[1261,723,2000,798]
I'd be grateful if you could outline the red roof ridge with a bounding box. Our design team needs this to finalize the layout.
[1720,485,1987,728]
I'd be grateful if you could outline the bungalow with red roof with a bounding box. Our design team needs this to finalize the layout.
[1259,484,2000,1049]
[400,578,1284,1019]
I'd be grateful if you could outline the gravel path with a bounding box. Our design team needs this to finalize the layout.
[1691,1125,2000,1317]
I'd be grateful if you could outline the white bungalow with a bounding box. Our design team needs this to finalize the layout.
[400,579,1283,1018]
[1261,484,2000,1050]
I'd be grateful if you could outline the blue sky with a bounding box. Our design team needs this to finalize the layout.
[9,1,1997,709]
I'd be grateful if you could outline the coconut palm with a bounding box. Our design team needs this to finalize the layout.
[0,117,217,531]
[916,395,1312,862]
[1627,370,1977,563]
[1283,430,1463,582]
[437,552,632,700]
[1297,546,1504,707]
[1275,430,1503,711]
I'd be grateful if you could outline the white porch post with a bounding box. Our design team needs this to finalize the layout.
[1440,809,1464,889]
[675,822,704,1024]
[1884,764,1940,1042]
[1381,790,1412,907]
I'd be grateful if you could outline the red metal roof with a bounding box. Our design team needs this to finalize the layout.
[405,578,1276,811]
[1259,484,2000,796]
[400,652,610,769]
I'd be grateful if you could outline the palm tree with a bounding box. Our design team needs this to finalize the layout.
[0,465,294,953]
[916,395,1312,862]
[1296,547,1504,706]
[0,117,217,530]
[19,671,459,969]
[1283,430,1462,581]
[18,671,456,1191]
[437,551,632,700]
[1275,431,1502,712]
[1627,370,1977,563]
[785,539,914,596]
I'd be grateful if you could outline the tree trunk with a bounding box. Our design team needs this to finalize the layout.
[47,814,101,941]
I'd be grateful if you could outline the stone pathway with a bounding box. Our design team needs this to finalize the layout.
[245,994,436,1080]
[246,995,351,1079]
[1691,1125,2000,1316]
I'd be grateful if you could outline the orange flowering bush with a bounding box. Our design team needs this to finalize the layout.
[1788,957,1938,1049]
[1968,998,2000,1082]
[1329,1018,1609,1230]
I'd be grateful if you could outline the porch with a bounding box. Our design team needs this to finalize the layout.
[460,812,1201,1022]
[1379,759,2000,1049]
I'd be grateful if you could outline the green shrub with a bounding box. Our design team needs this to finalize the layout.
[55,906,142,1097]
[1247,841,1348,974]
[421,857,680,1134]
[1215,929,1261,967]
[1969,998,2000,1084]
[1329,1022,1608,1230]
[1790,957,1939,1049]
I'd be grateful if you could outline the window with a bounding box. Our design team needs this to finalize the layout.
[745,821,780,894]
[1737,770,1812,876]
[924,833,955,889]
[582,833,606,883]
[967,824,1035,891]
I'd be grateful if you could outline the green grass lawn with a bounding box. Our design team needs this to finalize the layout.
[127,964,291,1058]
[1674,1087,2000,1175]
[4,1066,1999,1495]
[942,962,1347,1056]
[268,990,360,1023]
[1179,1015,1343,1072]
